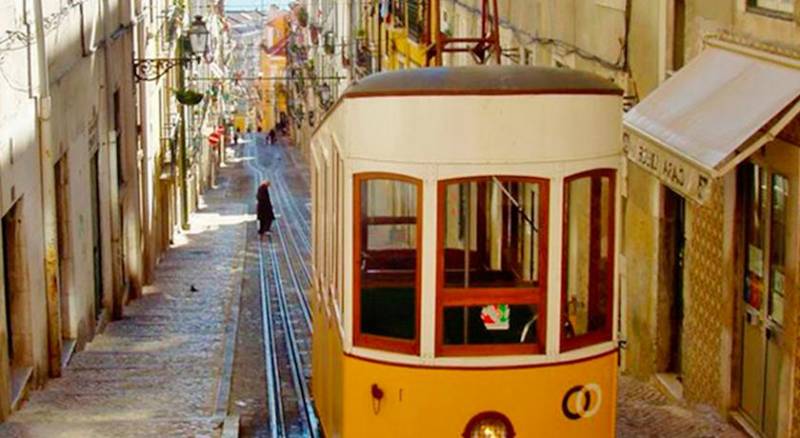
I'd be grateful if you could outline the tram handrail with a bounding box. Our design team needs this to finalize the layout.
[491,176,538,232]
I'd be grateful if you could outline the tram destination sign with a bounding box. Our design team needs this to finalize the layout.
[624,131,713,204]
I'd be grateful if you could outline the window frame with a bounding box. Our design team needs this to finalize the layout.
[746,0,795,20]
[352,172,423,355]
[436,175,550,357]
[560,169,617,352]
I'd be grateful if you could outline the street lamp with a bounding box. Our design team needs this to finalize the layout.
[133,15,210,82]
[188,15,210,56]
[319,83,332,108]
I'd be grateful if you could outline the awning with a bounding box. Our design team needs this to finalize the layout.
[624,43,800,203]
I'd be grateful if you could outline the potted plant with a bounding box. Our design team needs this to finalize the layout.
[174,88,204,106]
[297,7,309,28]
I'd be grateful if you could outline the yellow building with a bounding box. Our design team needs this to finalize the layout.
[365,0,442,70]
[260,10,290,131]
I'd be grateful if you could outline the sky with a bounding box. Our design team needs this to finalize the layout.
[225,0,293,10]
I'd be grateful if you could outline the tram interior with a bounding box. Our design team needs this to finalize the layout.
[441,178,543,347]
[359,179,418,340]
[355,172,615,352]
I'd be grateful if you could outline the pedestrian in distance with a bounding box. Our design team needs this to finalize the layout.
[256,180,275,236]
[268,128,276,145]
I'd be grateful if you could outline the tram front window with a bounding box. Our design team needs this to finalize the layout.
[561,170,615,351]
[438,177,549,355]
[443,179,542,288]
[354,175,421,354]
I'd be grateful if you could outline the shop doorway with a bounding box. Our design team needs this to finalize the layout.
[739,149,796,437]
[90,152,104,319]
[656,187,685,396]
[1,201,31,410]
[54,156,75,365]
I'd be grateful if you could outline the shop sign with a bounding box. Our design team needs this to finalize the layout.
[624,131,713,204]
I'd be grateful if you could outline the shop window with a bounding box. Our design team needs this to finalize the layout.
[438,177,548,356]
[769,174,788,326]
[354,174,421,354]
[561,170,615,352]
[748,0,794,17]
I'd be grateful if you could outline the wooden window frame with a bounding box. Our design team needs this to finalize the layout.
[560,169,616,352]
[336,156,345,314]
[746,0,795,20]
[353,172,422,355]
[436,176,550,357]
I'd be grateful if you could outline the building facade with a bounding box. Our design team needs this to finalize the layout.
[0,0,226,421]
[622,2,800,438]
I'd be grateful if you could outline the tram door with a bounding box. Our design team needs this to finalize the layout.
[739,144,797,437]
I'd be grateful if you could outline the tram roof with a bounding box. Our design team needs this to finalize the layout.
[344,66,623,98]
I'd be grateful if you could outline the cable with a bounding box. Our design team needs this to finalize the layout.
[0,54,30,92]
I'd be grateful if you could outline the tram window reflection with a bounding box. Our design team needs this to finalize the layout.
[561,170,615,351]
[443,179,542,289]
[355,175,421,353]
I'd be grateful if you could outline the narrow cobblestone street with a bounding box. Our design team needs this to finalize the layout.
[617,376,745,437]
[0,151,251,437]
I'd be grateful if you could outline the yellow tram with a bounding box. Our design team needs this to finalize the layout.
[310,66,623,437]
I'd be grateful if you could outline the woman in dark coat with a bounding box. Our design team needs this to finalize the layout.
[256,181,275,235]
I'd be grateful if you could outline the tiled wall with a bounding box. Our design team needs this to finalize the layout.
[683,184,725,408]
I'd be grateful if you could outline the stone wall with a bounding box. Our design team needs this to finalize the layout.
[623,165,660,377]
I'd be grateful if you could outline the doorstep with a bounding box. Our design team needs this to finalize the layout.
[655,372,684,401]
[10,366,32,411]
[60,338,77,369]
[729,410,763,438]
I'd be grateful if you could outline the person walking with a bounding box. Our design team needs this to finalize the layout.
[256,180,275,236]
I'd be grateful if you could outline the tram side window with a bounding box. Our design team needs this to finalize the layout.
[354,174,420,354]
[438,177,549,355]
[561,170,615,352]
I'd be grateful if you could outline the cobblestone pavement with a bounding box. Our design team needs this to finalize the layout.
[0,155,250,437]
[617,375,746,437]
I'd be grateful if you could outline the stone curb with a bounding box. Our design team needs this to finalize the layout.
[221,414,240,438]
[211,174,248,438]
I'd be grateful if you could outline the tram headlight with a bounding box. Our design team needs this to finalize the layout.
[463,412,515,438]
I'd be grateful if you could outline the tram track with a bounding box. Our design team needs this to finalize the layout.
[245,137,319,437]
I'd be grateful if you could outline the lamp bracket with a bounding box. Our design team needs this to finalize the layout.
[133,57,198,82]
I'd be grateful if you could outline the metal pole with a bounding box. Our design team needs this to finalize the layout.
[178,39,189,230]
[33,0,63,378]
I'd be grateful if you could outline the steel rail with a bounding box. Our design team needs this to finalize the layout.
[253,167,285,438]
[269,169,313,287]
[254,142,313,325]
[249,142,319,437]
[265,237,318,437]
[253,142,313,283]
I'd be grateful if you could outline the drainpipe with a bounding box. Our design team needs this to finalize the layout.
[32,0,63,379]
